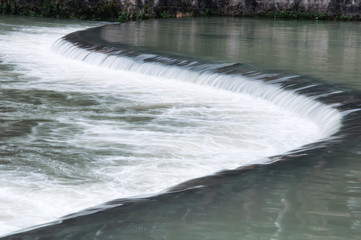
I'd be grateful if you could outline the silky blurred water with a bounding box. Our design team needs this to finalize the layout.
[1,16,361,240]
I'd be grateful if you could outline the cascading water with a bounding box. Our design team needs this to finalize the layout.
[52,37,342,139]
[1,17,360,240]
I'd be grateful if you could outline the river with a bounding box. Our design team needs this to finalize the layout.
[0,16,360,239]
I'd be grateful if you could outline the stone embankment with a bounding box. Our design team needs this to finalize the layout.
[1,0,361,21]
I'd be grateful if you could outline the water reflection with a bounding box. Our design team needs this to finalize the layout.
[101,18,361,88]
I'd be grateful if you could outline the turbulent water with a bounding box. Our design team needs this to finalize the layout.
[1,17,361,240]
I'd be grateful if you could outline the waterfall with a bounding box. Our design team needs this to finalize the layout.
[52,38,342,140]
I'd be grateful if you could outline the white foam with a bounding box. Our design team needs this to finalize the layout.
[53,39,342,138]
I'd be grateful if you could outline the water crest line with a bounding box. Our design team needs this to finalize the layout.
[52,35,342,140]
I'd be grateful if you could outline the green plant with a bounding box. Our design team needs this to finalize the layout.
[160,10,170,18]
[316,12,327,20]
[0,3,5,14]
[200,9,210,17]
[143,4,149,14]
[135,10,145,20]
[339,15,351,21]
[26,8,32,16]
[117,10,131,22]
[274,10,297,19]
[10,1,16,14]
[298,11,313,19]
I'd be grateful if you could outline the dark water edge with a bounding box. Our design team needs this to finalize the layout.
[3,20,361,240]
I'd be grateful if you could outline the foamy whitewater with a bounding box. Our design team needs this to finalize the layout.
[0,20,341,236]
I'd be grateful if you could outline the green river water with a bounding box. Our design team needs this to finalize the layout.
[0,16,361,240]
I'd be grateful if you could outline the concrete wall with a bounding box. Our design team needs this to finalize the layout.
[1,0,361,20]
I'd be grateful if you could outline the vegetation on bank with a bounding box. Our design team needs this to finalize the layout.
[0,0,359,22]
[0,0,194,21]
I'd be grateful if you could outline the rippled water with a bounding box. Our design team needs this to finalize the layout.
[1,17,361,240]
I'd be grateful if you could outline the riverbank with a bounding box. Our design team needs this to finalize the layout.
[1,0,361,21]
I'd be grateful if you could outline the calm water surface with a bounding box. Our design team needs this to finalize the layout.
[0,16,361,240]
[107,18,361,88]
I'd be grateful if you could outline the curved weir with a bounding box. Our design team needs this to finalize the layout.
[47,25,349,191]
[52,26,342,141]
[3,19,361,240]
